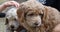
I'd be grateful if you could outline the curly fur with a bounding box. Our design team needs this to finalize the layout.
[17,0,60,32]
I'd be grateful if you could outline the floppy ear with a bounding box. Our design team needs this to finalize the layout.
[42,6,48,23]
[41,6,53,32]
[41,6,60,32]
[17,7,25,23]
[43,6,59,22]
[42,6,57,26]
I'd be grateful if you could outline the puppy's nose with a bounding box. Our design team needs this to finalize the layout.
[34,23,38,26]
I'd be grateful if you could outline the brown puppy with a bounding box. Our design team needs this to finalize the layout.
[17,0,60,32]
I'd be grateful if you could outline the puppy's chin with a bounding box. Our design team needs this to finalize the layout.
[32,26,40,28]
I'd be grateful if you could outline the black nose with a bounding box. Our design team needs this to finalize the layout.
[10,25,15,31]
[34,23,38,25]
[11,25,14,28]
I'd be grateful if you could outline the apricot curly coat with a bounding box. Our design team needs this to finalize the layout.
[17,0,60,32]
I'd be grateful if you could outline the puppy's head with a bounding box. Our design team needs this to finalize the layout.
[17,1,46,28]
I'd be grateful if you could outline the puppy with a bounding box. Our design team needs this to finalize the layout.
[17,0,60,32]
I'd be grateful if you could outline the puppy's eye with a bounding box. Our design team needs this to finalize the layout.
[27,14,34,16]
[39,14,43,17]
[39,14,43,15]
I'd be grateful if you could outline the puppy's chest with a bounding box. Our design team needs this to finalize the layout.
[27,28,41,32]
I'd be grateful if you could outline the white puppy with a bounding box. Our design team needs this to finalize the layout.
[2,6,19,32]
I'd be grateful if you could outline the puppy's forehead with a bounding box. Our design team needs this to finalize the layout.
[19,0,44,14]
[25,8,43,15]
[19,4,44,15]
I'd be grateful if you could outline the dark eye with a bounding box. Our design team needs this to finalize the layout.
[39,14,43,16]
[27,14,34,16]
[39,14,43,18]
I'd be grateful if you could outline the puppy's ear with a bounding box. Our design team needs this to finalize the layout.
[17,7,25,23]
[43,6,59,22]
[42,6,48,22]
[5,18,9,25]
[42,6,60,30]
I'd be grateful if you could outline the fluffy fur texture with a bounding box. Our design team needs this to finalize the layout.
[17,0,60,32]
[4,7,20,32]
[2,7,26,32]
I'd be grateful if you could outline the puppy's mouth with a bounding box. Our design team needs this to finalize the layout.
[32,25,40,28]
[32,23,41,28]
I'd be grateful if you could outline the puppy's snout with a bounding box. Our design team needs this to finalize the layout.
[10,25,14,28]
[34,23,38,26]
[10,25,15,31]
